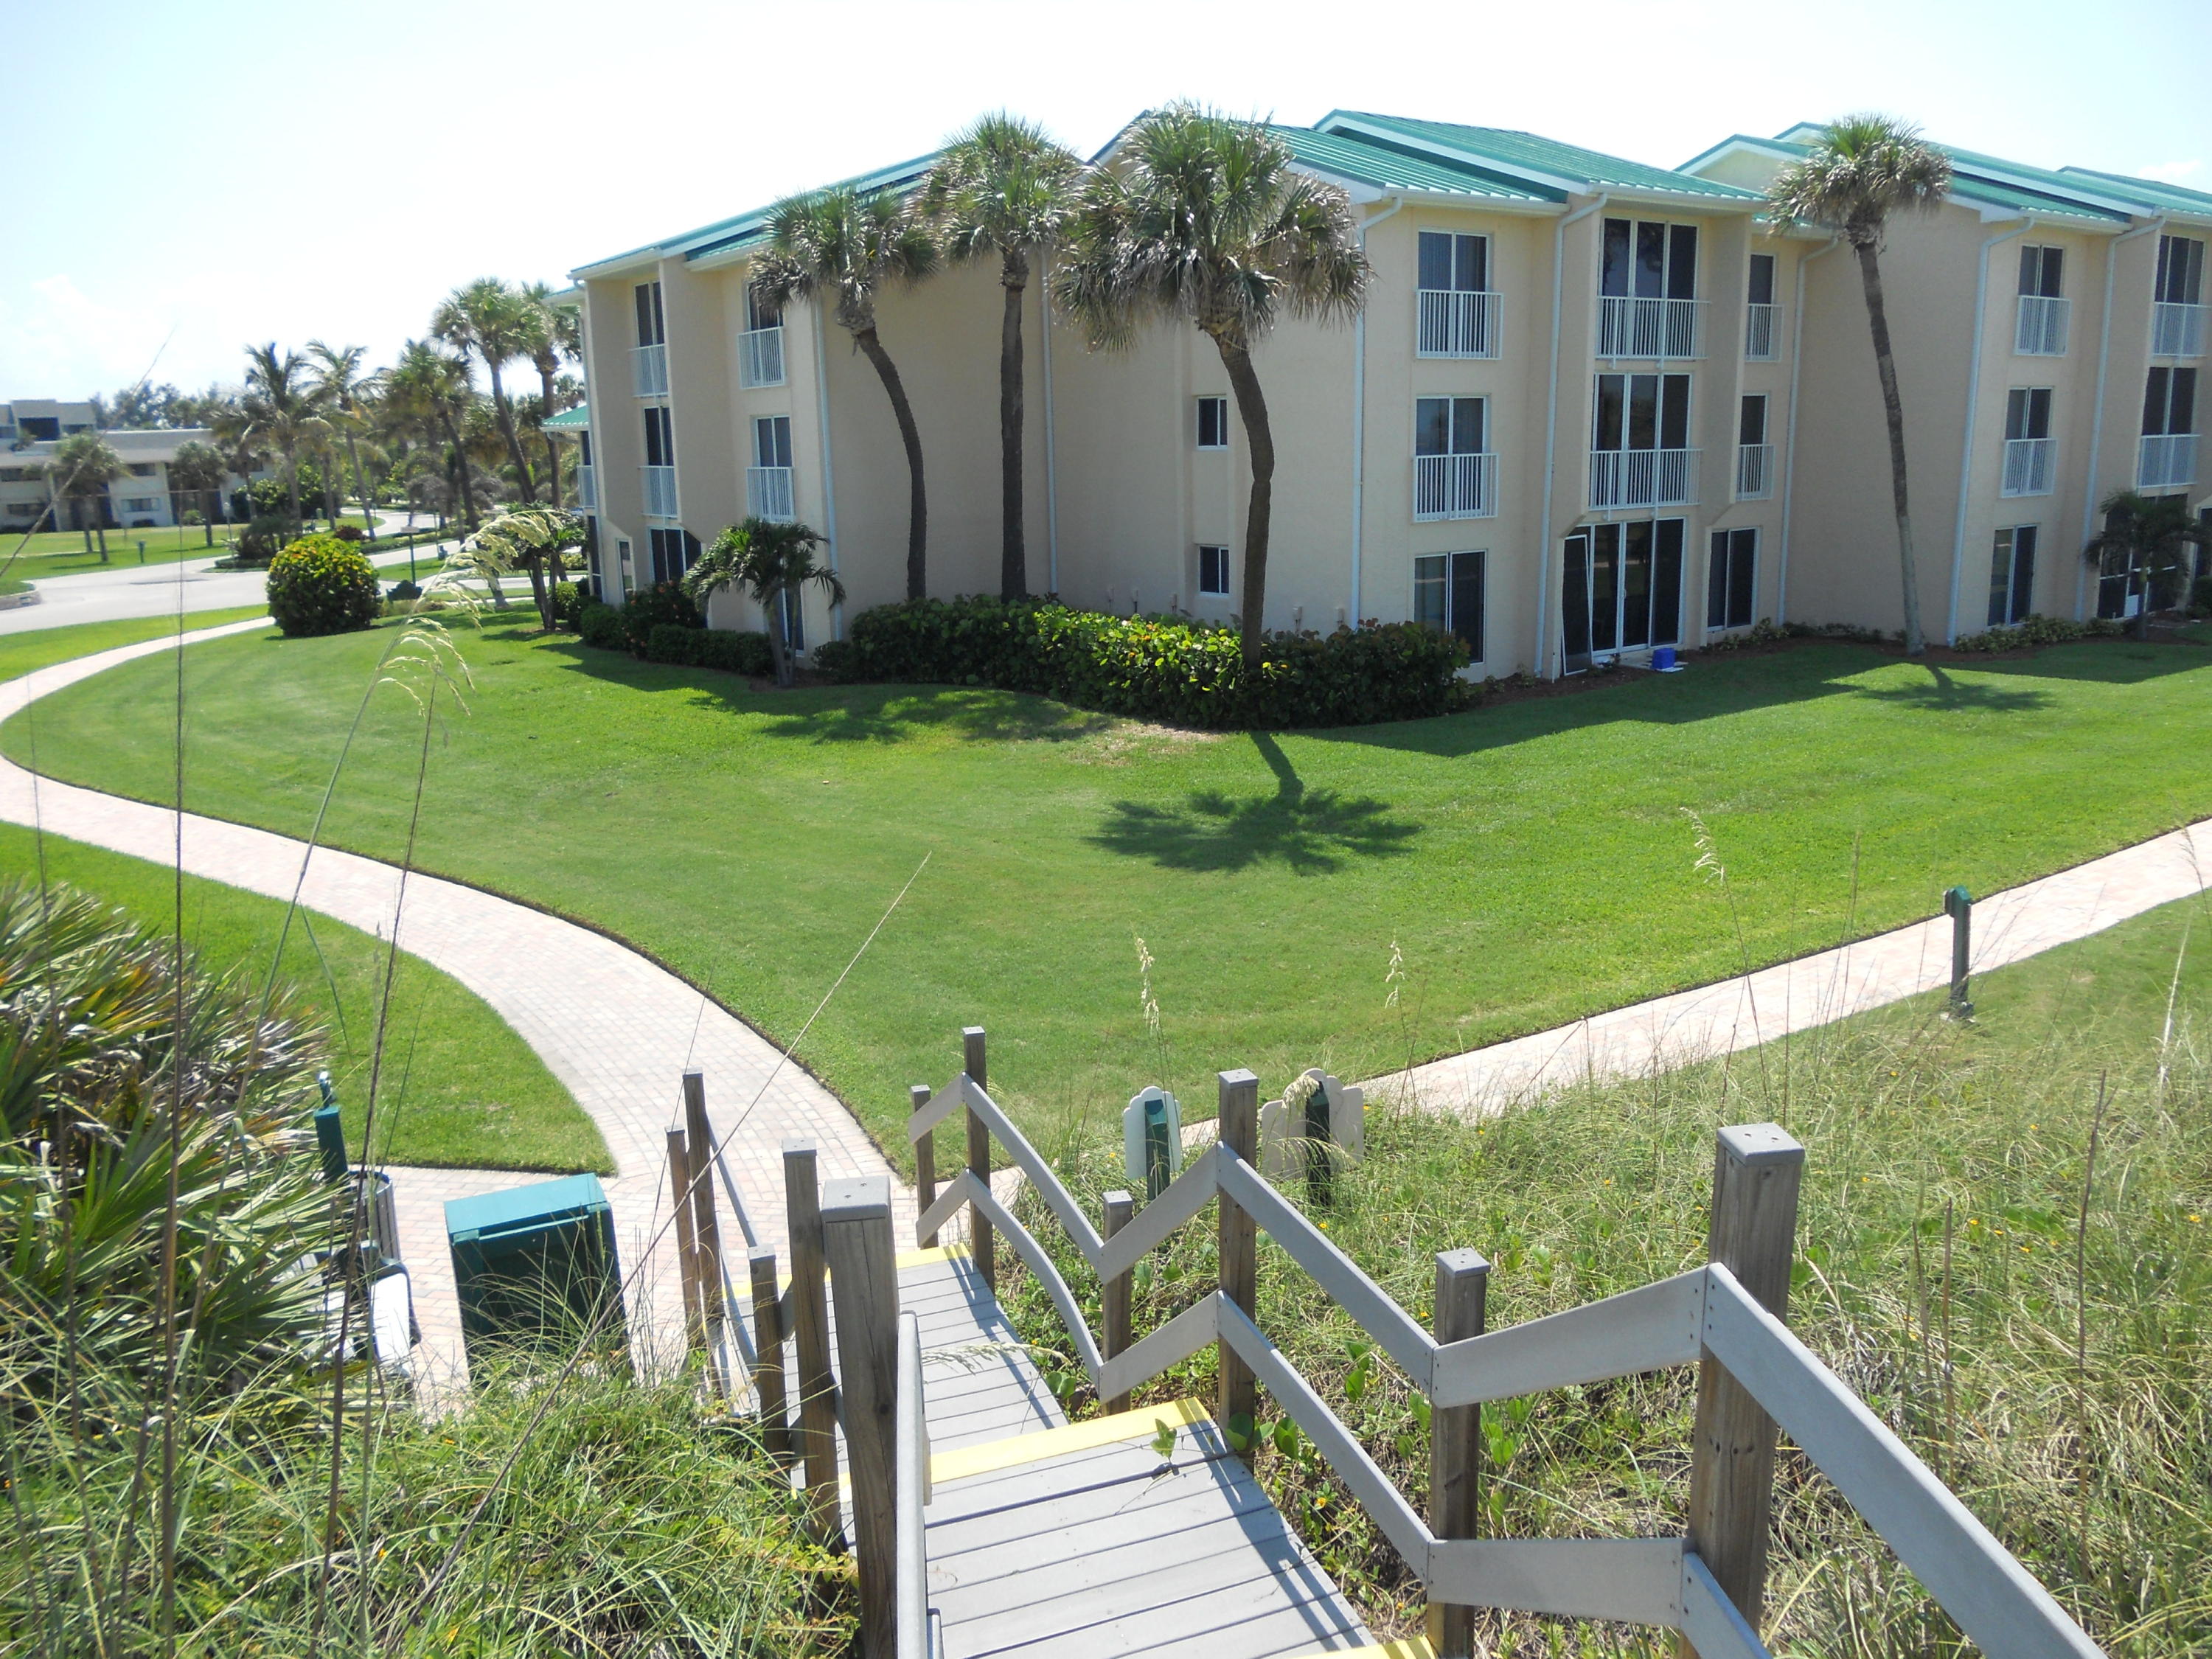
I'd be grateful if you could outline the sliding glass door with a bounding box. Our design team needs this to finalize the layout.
[1559,520,1684,670]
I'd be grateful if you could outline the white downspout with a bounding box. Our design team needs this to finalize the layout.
[1533,193,1608,676]
[1040,274,1060,595]
[1349,195,1406,628]
[2078,215,2165,619]
[811,306,842,638]
[1775,235,1840,625]
[1944,218,2031,644]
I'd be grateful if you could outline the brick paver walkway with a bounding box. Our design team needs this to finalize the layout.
[0,617,915,1393]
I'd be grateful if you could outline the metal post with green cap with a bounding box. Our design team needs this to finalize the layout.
[1943,886,1974,1018]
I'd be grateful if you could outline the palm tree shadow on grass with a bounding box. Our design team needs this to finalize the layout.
[1853,664,2050,712]
[1090,732,1420,874]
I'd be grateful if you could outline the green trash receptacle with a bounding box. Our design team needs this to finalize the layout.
[445,1175,625,1362]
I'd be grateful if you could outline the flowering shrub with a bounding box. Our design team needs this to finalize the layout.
[265,534,380,637]
[1951,614,2123,652]
[814,596,1469,729]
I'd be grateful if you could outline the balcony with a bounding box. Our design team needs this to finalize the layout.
[2138,432,2197,490]
[1412,452,1498,520]
[1416,290,1502,358]
[740,326,786,389]
[1589,448,1697,509]
[747,465,795,522]
[2000,437,2055,497]
[2014,294,2070,356]
[640,464,678,520]
[575,465,597,512]
[1734,443,1774,501]
[1598,296,1705,359]
[632,343,669,398]
[1745,303,1778,361]
[2151,302,2205,359]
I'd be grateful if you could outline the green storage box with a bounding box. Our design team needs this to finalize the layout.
[445,1175,625,1360]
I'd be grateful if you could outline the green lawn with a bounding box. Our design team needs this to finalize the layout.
[6,615,2211,1161]
[0,522,231,577]
[0,607,270,683]
[0,824,605,1172]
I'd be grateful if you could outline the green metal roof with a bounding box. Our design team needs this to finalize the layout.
[542,403,588,431]
[1271,126,1559,204]
[2057,166,2212,223]
[1319,111,1761,203]
[1689,129,2129,226]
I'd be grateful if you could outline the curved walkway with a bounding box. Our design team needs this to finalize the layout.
[0,617,914,1388]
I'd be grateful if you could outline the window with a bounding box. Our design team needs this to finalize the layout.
[2018,246,2064,298]
[2002,386,2054,496]
[18,417,58,441]
[1747,254,1775,308]
[1197,543,1231,597]
[128,462,158,477]
[2143,366,2197,437]
[754,414,793,469]
[634,280,666,347]
[748,415,796,519]
[1593,375,1691,452]
[1988,526,2037,627]
[648,526,698,585]
[580,430,592,467]
[777,587,806,652]
[1739,394,1767,448]
[122,496,155,513]
[2154,235,2204,307]
[1414,396,1492,518]
[745,285,781,333]
[1745,252,1778,358]
[1412,550,1484,659]
[616,537,634,597]
[1708,528,1757,630]
[643,404,674,466]
[1735,395,1772,498]
[1601,220,1698,299]
[1559,519,1685,664]
[1416,396,1485,459]
[1419,231,1489,296]
[2006,386,2052,442]
[1195,396,1229,451]
[1415,231,1498,355]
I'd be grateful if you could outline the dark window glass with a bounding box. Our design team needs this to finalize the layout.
[1590,524,1621,652]
[2174,368,2198,434]
[634,281,665,347]
[1416,397,1450,456]
[1621,520,1655,647]
[2155,236,2204,306]
[1739,394,1767,447]
[1747,253,1775,307]
[745,285,780,332]
[1659,375,1690,450]
[1419,232,1453,291]
[579,430,593,466]
[1450,397,1484,455]
[754,414,791,467]
[1627,375,1658,451]
[1708,527,1755,630]
[1561,533,1592,662]
[1455,234,1487,293]
[2143,368,2169,436]
[643,406,673,466]
[1593,376,1625,451]
[1989,526,2037,626]
[2017,246,2063,298]
[1635,222,1666,299]
[1197,396,1228,448]
[2008,388,2052,441]
[1666,225,1698,299]
[1601,220,1632,297]
[1449,549,1484,655]
[1652,517,1685,645]
[1198,544,1230,596]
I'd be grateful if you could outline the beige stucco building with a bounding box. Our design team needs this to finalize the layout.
[560,114,2209,680]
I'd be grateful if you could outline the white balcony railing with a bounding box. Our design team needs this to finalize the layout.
[747,465,796,522]
[2138,432,2197,490]
[1598,295,1706,359]
[739,326,786,388]
[1589,448,1698,509]
[632,343,669,398]
[2014,294,2070,356]
[1735,443,1774,501]
[1416,289,1502,358]
[2151,302,2205,359]
[640,464,678,519]
[2000,437,2055,497]
[575,465,597,512]
[1745,302,1778,361]
[1412,452,1498,519]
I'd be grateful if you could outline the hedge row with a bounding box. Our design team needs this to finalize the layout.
[574,588,775,678]
[810,596,1470,728]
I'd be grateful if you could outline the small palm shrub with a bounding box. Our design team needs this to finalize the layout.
[234,515,288,564]
[267,532,380,636]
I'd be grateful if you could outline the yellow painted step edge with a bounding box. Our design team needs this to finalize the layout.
[773,1242,969,1293]
[1292,1643,1433,1659]
[928,1397,1211,1486]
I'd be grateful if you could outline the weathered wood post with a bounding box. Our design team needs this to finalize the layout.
[823,1176,900,1659]
[1101,1189,1135,1414]
[748,1244,790,1464]
[963,1026,994,1296]
[1944,886,1975,1018]
[911,1084,938,1248]
[1682,1123,1804,1654]
[665,1127,704,1355]
[1427,1248,1489,1658]
[1216,1068,1260,1458]
[683,1071,728,1394]
[782,1138,841,1542]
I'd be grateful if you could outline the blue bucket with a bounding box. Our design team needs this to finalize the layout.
[1652,646,1678,672]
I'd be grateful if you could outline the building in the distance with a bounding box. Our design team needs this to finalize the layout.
[557,112,2209,678]
[1,401,237,535]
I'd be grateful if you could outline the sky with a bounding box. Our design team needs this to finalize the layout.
[4,0,2208,403]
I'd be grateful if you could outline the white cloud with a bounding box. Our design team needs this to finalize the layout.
[2138,159,2205,184]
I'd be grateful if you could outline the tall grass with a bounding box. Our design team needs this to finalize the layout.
[997,921,2212,1656]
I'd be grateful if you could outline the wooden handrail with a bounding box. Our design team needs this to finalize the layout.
[894,1310,929,1659]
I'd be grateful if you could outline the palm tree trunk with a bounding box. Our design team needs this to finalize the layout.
[853,325,927,600]
[767,585,792,686]
[487,366,537,503]
[1211,330,1275,669]
[538,363,563,510]
[441,415,479,529]
[998,256,1027,599]
[285,450,303,541]
[1854,240,1926,655]
[201,491,214,546]
[344,433,374,535]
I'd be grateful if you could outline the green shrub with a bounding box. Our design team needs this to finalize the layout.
[2190,574,2211,618]
[1952,613,2124,652]
[830,596,1469,728]
[234,515,288,565]
[550,579,585,630]
[330,522,365,542]
[577,598,624,650]
[265,533,380,637]
[387,579,422,601]
[617,580,701,650]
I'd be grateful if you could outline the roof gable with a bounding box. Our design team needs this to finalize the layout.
[1319,110,1762,204]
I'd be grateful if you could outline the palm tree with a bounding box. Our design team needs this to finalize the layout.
[167,440,228,545]
[684,518,846,687]
[46,432,126,560]
[518,282,582,509]
[1057,106,1368,667]
[754,187,938,599]
[922,115,1083,599]
[223,344,331,537]
[307,341,381,536]
[1768,116,1952,656]
[384,340,481,532]
[2083,490,2205,639]
[434,279,539,503]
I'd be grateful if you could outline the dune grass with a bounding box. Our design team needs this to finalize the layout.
[4,614,2209,1164]
[995,888,2212,1655]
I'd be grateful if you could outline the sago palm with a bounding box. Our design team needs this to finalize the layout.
[306,341,380,535]
[683,517,845,686]
[2082,489,2204,639]
[754,187,938,599]
[1057,105,1368,667]
[1768,115,1951,655]
[434,278,540,502]
[923,114,1084,599]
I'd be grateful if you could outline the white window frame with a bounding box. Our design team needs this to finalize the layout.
[1413,394,1496,520]
[1196,543,1231,597]
[1988,524,2037,627]
[1416,230,1500,358]
[1195,396,1229,451]
[1411,549,1485,661]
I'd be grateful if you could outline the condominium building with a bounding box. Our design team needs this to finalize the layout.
[1,403,232,533]
[560,111,2209,678]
